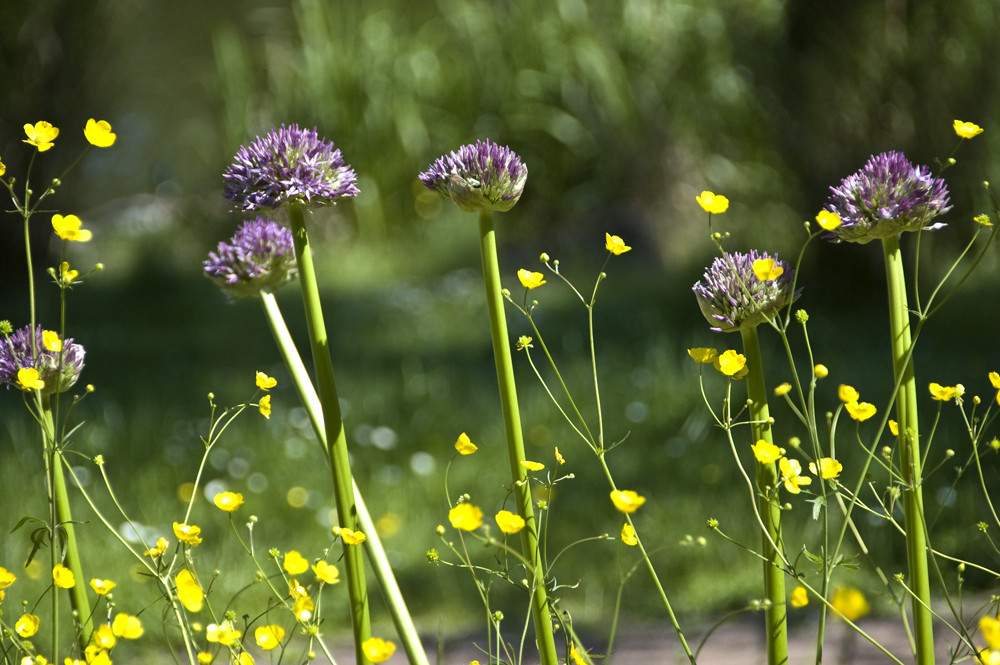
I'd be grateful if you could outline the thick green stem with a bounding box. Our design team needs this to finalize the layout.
[259,292,428,665]
[881,235,934,665]
[740,326,788,665]
[477,210,559,665]
[288,205,371,665]
[42,398,92,652]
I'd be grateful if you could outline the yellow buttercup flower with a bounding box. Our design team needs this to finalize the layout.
[980,615,1000,650]
[93,623,117,649]
[520,460,544,472]
[838,384,860,403]
[24,121,59,152]
[255,371,277,390]
[778,457,812,494]
[15,613,40,637]
[790,585,809,608]
[831,586,870,621]
[845,400,877,422]
[620,523,638,546]
[809,457,843,479]
[0,156,6,176]
[206,620,241,645]
[0,566,16,588]
[336,527,367,545]
[814,364,829,379]
[605,233,631,255]
[569,643,588,665]
[361,637,396,664]
[283,550,309,575]
[687,347,718,364]
[954,119,984,139]
[42,330,63,353]
[696,190,729,214]
[888,419,899,437]
[175,569,204,612]
[144,536,169,558]
[974,213,993,227]
[714,349,747,377]
[236,652,255,665]
[773,382,792,396]
[112,612,144,639]
[517,269,546,290]
[52,214,92,242]
[213,491,244,512]
[495,510,525,534]
[448,503,483,531]
[197,653,214,664]
[292,594,314,621]
[258,394,272,419]
[751,440,784,465]
[173,522,203,546]
[85,646,111,665]
[610,489,646,513]
[752,258,784,281]
[312,560,340,584]
[17,368,45,391]
[815,210,843,231]
[516,335,533,350]
[255,624,285,650]
[454,432,478,455]
[929,382,963,402]
[554,446,565,465]
[60,261,79,283]
[53,563,76,589]
[84,119,117,148]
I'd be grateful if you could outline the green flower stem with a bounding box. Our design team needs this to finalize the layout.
[477,210,558,665]
[288,204,371,665]
[259,291,428,665]
[881,235,934,665]
[42,397,92,652]
[739,325,788,665]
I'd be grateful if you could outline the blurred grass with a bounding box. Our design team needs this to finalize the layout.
[3,0,1000,651]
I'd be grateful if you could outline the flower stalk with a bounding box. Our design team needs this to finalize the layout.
[739,326,789,665]
[478,209,559,665]
[41,397,92,654]
[287,203,372,665]
[259,291,428,665]
[882,234,934,664]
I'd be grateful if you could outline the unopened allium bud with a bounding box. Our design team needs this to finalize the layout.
[419,140,527,213]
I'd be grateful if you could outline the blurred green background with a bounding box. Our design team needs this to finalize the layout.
[3,0,1000,653]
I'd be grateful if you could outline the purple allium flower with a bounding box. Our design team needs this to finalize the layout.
[419,140,527,213]
[223,124,359,211]
[204,218,298,298]
[693,251,800,333]
[825,151,951,244]
[0,325,85,394]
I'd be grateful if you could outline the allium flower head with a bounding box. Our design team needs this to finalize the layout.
[419,139,527,213]
[825,151,951,244]
[693,250,799,333]
[223,124,359,211]
[0,325,85,394]
[204,218,298,298]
